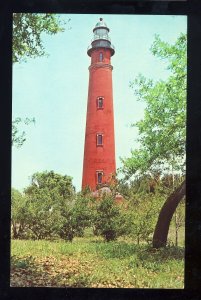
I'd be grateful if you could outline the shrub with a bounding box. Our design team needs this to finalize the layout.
[93,194,128,242]
[57,196,91,242]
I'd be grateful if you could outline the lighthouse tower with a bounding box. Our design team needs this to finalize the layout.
[82,18,116,191]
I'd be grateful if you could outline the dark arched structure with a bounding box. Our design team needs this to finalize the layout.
[153,180,186,248]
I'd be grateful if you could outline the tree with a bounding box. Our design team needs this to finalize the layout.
[153,180,185,248]
[12,13,69,146]
[23,172,92,242]
[121,33,186,247]
[58,195,91,242]
[173,198,185,247]
[122,33,186,177]
[13,13,68,63]
[93,194,127,242]
[161,173,185,246]
[12,117,35,147]
[126,192,163,245]
[23,171,75,239]
[25,170,75,199]
[11,188,28,239]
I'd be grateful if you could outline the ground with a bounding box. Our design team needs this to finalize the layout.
[11,235,184,288]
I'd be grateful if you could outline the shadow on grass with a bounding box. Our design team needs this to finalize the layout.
[93,241,139,259]
[92,240,184,261]
[11,255,92,287]
[11,255,36,270]
[11,255,45,287]
[10,241,184,287]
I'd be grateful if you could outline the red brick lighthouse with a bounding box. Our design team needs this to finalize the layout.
[82,18,116,191]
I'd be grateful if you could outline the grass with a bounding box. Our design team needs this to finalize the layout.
[11,236,184,288]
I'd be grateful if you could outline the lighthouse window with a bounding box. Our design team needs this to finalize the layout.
[97,97,104,109]
[97,171,103,184]
[97,134,103,146]
[99,52,103,62]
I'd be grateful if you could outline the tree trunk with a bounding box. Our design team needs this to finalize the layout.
[175,211,178,247]
[12,222,18,239]
[153,180,185,248]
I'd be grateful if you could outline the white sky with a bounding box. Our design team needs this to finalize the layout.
[12,14,187,192]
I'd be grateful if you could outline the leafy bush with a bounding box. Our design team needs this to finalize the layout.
[126,193,164,245]
[93,194,128,242]
[11,189,29,239]
[57,196,91,242]
[12,171,76,240]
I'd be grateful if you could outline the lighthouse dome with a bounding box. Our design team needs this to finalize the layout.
[87,18,115,57]
[94,18,109,31]
[93,18,110,39]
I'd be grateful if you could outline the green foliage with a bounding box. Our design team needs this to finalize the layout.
[12,14,69,146]
[12,171,92,242]
[114,175,165,245]
[11,239,184,288]
[12,117,35,148]
[114,173,185,246]
[23,192,61,240]
[170,198,185,246]
[11,255,35,270]
[122,33,186,177]
[13,13,68,63]
[120,34,186,249]
[93,195,127,242]
[25,170,75,200]
[12,170,184,245]
[126,193,164,245]
[12,171,76,240]
[58,196,92,242]
[11,188,28,239]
